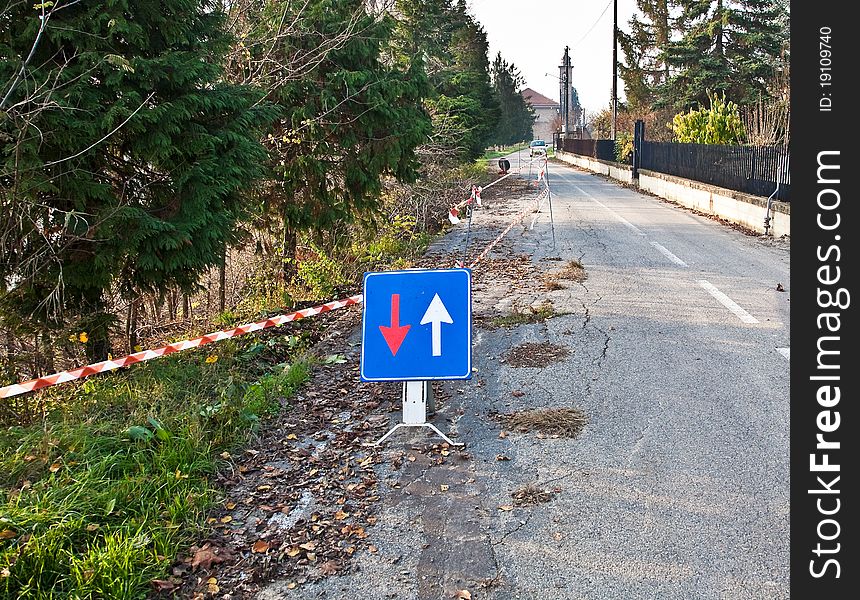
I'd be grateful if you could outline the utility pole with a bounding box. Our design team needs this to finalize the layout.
[558,46,571,138]
[611,0,618,140]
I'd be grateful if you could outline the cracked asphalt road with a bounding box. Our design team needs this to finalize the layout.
[259,155,791,599]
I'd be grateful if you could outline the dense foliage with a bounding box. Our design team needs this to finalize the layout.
[615,0,788,141]
[670,92,745,144]
[489,52,535,146]
[1,0,276,359]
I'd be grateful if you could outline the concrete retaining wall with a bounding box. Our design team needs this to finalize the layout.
[638,170,789,237]
[553,151,634,184]
[554,150,789,237]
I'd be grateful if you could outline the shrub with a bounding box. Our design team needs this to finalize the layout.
[671,91,745,145]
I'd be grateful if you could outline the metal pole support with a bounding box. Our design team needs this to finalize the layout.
[375,381,462,446]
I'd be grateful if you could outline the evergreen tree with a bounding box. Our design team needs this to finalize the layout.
[392,0,498,160]
[490,53,534,145]
[661,0,785,108]
[230,0,432,278]
[1,0,274,358]
[618,0,677,109]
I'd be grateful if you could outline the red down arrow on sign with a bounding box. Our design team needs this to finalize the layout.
[378,294,410,356]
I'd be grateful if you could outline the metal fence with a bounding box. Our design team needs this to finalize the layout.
[640,141,790,201]
[558,138,621,163]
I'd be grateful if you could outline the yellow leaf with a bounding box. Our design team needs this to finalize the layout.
[220,451,232,460]
[220,516,232,524]
[225,501,236,510]
[287,547,301,557]
[86,523,100,532]
[207,576,219,594]
[49,462,62,473]
[308,468,319,476]
[439,484,449,492]
[68,334,77,342]
[107,353,113,361]
[334,510,349,520]
[286,433,298,440]
[205,355,218,364]
[299,541,316,551]
[286,582,297,589]
[133,344,143,352]
[78,332,89,343]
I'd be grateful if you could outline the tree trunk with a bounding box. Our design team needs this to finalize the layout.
[127,299,139,352]
[219,247,227,312]
[282,225,297,283]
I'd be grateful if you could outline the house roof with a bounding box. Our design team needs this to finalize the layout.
[521,87,559,108]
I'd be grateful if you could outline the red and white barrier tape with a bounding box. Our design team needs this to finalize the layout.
[2,157,553,399]
[0,294,364,399]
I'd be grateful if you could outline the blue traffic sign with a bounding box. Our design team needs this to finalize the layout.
[360,269,472,381]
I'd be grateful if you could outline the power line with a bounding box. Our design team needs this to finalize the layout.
[571,0,614,50]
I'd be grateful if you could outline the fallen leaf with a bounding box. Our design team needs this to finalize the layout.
[0,530,16,540]
[306,552,317,561]
[495,454,510,461]
[512,390,525,397]
[207,577,219,594]
[299,541,316,551]
[225,501,236,510]
[257,484,272,491]
[191,544,225,570]
[0,567,10,578]
[219,451,231,460]
[334,510,349,520]
[441,450,450,456]
[440,484,449,492]
[286,433,298,440]
[86,523,100,532]
[49,462,62,473]
[407,454,416,462]
[368,545,378,553]
[287,547,301,557]
[219,516,232,524]
[251,540,270,553]
[497,505,514,511]
[151,579,176,592]
[499,431,508,439]
[319,560,339,575]
[456,590,472,600]
[286,582,297,589]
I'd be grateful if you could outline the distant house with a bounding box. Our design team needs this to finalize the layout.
[521,87,560,143]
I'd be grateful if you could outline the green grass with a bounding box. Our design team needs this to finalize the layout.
[0,337,311,599]
[481,143,529,161]
[489,303,557,329]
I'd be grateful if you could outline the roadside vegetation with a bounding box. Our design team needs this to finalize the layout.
[0,0,534,596]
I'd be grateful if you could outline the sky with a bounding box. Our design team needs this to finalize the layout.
[467,0,639,116]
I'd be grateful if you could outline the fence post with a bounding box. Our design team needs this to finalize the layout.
[632,119,645,180]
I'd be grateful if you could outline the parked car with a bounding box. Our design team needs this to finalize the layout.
[529,139,547,157]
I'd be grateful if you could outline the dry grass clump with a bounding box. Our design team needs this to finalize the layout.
[497,407,587,438]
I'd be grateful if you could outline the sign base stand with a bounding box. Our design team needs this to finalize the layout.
[375,381,463,446]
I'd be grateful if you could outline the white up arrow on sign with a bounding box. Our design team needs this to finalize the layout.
[420,293,453,356]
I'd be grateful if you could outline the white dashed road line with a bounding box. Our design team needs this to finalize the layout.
[572,183,645,236]
[697,280,760,324]
[650,242,688,267]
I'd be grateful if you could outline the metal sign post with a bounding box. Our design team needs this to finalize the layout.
[375,381,460,446]
[361,269,471,446]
